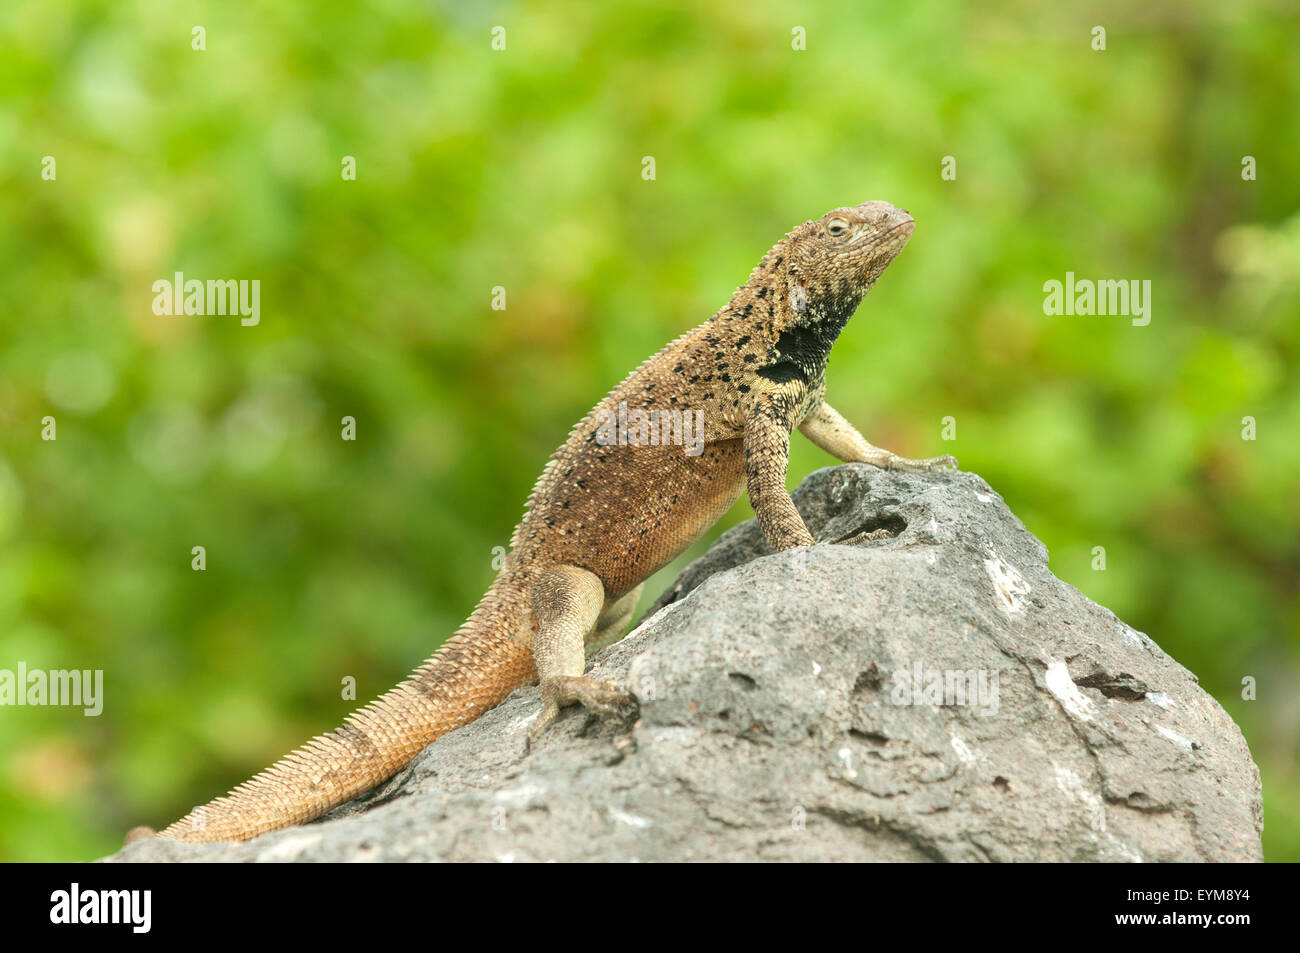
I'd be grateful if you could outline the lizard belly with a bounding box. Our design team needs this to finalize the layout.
[527,438,747,596]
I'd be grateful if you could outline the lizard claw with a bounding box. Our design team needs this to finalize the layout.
[526,702,560,750]
[889,453,958,473]
[567,677,636,715]
[526,676,637,750]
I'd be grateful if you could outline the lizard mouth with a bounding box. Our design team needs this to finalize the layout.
[850,215,915,248]
[876,216,915,243]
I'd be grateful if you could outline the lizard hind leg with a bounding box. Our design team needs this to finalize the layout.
[526,567,636,747]
[586,583,643,655]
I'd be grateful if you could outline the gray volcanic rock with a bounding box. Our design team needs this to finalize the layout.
[107,465,1263,862]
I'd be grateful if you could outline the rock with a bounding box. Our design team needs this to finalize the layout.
[106,465,1263,862]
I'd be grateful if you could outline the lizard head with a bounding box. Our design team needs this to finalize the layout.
[785,201,915,310]
[732,202,915,382]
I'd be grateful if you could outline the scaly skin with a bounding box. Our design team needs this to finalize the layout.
[134,201,956,844]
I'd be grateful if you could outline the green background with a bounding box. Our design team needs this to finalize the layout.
[1,1,1297,862]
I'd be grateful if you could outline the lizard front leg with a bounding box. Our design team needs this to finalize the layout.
[745,407,816,551]
[527,566,635,746]
[799,401,958,472]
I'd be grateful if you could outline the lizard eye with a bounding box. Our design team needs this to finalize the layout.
[827,218,849,238]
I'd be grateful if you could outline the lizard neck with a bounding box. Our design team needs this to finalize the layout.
[710,240,868,386]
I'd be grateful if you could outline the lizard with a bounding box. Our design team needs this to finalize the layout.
[128,200,956,844]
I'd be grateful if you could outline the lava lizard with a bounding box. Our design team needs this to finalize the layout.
[130,200,956,844]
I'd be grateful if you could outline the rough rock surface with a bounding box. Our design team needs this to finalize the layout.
[108,465,1263,862]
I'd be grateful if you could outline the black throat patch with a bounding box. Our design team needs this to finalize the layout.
[757,290,863,384]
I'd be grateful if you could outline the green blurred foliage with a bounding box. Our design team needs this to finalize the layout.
[0,0,1297,861]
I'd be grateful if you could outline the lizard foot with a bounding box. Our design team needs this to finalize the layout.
[527,676,636,748]
[885,453,958,473]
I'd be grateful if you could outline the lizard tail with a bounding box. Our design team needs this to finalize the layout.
[157,621,536,844]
